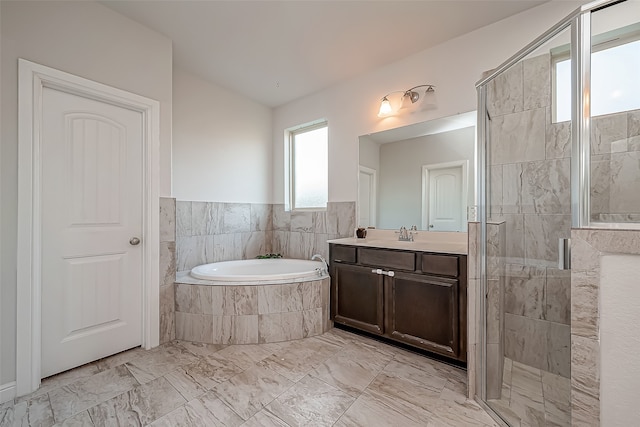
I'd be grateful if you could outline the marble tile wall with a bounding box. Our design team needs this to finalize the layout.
[591,109,640,221]
[467,222,480,399]
[487,52,572,379]
[570,229,640,426]
[159,197,177,344]
[176,201,356,272]
[176,201,273,272]
[488,50,571,378]
[486,222,506,400]
[271,202,356,263]
[174,278,331,345]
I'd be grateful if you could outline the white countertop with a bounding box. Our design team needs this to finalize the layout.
[328,229,468,255]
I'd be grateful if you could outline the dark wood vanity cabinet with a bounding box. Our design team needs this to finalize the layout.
[329,244,467,363]
[332,263,384,335]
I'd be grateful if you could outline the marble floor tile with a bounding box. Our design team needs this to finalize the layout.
[311,328,353,347]
[241,409,289,427]
[48,364,139,422]
[258,337,342,381]
[334,392,430,427]
[488,357,571,427]
[124,342,200,384]
[19,362,101,402]
[381,359,448,394]
[149,391,244,427]
[54,410,94,426]
[93,347,145,372]
[163,368,208,401]
[88,376,185,426]
[265,375,354,426]
[429,398,499,427]
[1,394,55,427]
[213,365,294,420]
[215,343,282,371]
[308,342,394,396]
[177,339,226,359]
[366,371,442,413]
[5,330,509,427]
[175,357,244,391]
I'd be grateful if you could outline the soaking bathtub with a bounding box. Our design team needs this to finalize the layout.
[174,258,332,345]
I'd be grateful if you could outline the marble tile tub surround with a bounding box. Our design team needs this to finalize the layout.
[570,228,640,427]
[176,201,356,272]
[160,197,177,344]
[0,329,499,426]
[174,278,331,345]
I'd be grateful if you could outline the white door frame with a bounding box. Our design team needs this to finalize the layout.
[16,59,160,396]
[358,165,377,228]
[421,160,468,231]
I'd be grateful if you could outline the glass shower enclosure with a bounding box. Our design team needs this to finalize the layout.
[476,0,640,425]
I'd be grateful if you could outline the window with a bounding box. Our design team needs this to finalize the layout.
[553,25,640,122]
[288,121,328,210]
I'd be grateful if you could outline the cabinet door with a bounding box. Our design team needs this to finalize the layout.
[386,272,460,359]
[332,263,384,335]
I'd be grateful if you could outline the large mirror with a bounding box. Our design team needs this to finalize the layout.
[358,111,476,232]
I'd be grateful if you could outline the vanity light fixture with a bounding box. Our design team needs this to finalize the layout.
[377,84,436,117]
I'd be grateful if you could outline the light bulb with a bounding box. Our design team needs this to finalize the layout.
[378,97,393,117]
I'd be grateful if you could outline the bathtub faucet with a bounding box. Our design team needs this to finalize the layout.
[311,254,329,276]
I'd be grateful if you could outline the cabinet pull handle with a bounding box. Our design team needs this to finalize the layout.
[372,269,395,277]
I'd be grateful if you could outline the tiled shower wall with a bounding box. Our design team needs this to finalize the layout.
[159,199,355,343]
[487,53,571,378]
[591,109,640,221]
[487,51,640,379]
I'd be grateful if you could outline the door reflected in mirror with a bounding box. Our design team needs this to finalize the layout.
[358,111,476,232]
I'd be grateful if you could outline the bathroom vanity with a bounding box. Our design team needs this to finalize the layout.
[328,233,467,363]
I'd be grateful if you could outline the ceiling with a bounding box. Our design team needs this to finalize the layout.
[100,0,547,107]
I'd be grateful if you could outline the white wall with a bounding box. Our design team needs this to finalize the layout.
[377,127,475,229]
[172,68,272,202]
[358,136,380,171]
[272,1,584,207]
[0,0,172,385]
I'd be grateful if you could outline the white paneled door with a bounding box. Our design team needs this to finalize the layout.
[426,165,464,232]
[41,86,143,378]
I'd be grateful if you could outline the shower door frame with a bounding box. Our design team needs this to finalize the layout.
[475,0,628,424]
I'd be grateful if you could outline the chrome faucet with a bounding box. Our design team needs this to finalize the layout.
[397,226,417,242]
[311,254,329,275]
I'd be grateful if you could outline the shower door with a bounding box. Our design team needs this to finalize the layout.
[480,22,574,427]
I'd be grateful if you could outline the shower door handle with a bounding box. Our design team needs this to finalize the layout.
[558,238,571,270]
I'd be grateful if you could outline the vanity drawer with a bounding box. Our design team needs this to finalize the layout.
[421,254,459,277]
[358,248,415,271]
[331,245,357,263]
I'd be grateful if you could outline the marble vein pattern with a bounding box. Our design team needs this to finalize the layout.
[212,365,294,421]
[48,365,139,422]
[2,329,500,427]
[87,376,185,426]
[265,375,354,426]
[159,197,176,243]
[487,358,570,427]
[174,199,356,270]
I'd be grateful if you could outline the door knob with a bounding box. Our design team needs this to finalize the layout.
[129,237,141,246]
